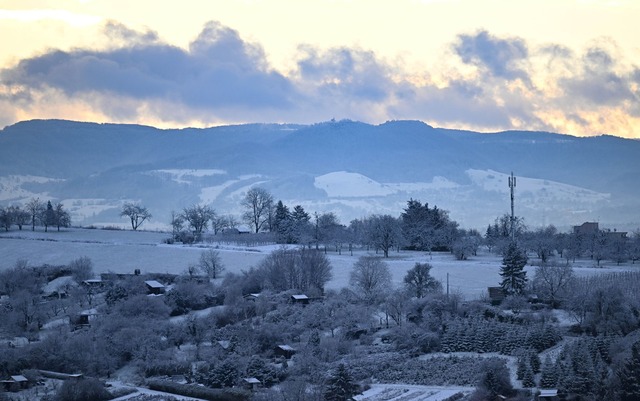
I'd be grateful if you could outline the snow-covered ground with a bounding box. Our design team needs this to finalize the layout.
[354,384,473,401]
[1,228,637,299]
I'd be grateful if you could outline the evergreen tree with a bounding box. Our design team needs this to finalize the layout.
[500,242,528,295]
[521,364,536,388]
[618,342,640,401]
[42,200,56,232]
[540,355,558,388]
[324,364,357,401]
[273,200,293,243]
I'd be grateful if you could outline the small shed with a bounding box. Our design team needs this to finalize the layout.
[242,377,261,391]
[82,279,103,288]
[243,293,261,302]
[145,280,166,295]
[217,340,231,351]
[77,309,98,326]
[488,287,505,304]
[275,344,296,359]
[1,375,29,392]
[290,294,309,305]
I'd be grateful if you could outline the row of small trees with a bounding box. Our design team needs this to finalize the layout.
[0,198,70,232]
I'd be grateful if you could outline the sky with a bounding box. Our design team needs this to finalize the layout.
[0,0,639,137]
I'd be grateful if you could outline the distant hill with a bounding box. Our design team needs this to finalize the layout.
[1,119,638,231]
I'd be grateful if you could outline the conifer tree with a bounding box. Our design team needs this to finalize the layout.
[540,355,558,388]
[618,342,640,401]
[324,364,357,401]
[500,242,528,295]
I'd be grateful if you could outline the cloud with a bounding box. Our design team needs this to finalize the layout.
[454,30,530,82]
[559,46,638,108]
[1,20,298,117]
[1,21,638,137]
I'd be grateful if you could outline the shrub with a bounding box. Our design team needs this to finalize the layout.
[147,379,250,401]
[55,377,111,401]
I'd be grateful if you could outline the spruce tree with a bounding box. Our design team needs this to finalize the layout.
[618,342,640,401]
[540,355,558,388]
[500,241,528,295]
[324,364,357,401]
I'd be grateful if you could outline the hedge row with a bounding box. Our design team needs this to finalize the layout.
[146,379,250,401]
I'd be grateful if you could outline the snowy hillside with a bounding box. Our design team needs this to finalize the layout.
[0,119,639,231]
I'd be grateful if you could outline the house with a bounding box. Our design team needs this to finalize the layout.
[242,377,261,391]
[275,344,296,359]
[144,280,166,295]
[573,222,599,236]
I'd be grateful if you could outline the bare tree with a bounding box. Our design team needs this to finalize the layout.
[198,249,225,279]
[70,256,94,283]
[120,202,151,231]
[182,204,216,240]
[25,197,45,231]
[53,202,71,231]
[9,205,30,230]
[241,187,273,233]
[367,214,403,257]
[532,263,574,308]
[349,256,392,305]
[170,210,184,237]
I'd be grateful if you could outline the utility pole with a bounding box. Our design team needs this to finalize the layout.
[446,272,450,297]
[508,171,516,242]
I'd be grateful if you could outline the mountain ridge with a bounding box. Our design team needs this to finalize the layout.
[1,119,638,231]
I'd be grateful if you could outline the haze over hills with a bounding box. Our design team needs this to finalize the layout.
[0,119,638,232]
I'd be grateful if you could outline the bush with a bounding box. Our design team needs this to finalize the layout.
[147,379,250,401]
[56,377,111,401]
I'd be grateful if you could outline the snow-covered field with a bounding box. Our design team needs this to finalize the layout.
[354,384,473,401]
[1,228,636,299]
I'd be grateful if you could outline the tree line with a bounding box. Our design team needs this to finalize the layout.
[0,198,70,232]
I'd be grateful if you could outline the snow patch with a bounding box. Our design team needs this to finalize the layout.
[466,169,610,202]
[150,169,227,184]
[314,171,458,198]
[0,175,65,201]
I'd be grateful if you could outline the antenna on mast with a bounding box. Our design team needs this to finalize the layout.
[508,172,516,242]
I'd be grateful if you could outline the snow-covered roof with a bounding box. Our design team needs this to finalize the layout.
[539,389,558,397]
[10,375,27,382]
[277,344,295,351]
[243,377,261,384]
[291,294,309,300]
[144,280,165,288]
[43,276,77,295]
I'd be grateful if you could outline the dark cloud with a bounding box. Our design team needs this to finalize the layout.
[296,46,394,102]
[1,20,297,113]
[560,46,637,107]
[454,30,529,82]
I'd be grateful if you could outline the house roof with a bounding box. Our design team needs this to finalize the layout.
[277,344,295,351]
[243,377,261,384]
[291,294,309,300]
[10,375,27,382]
[539,389,558,397]
[144,280,165,288]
